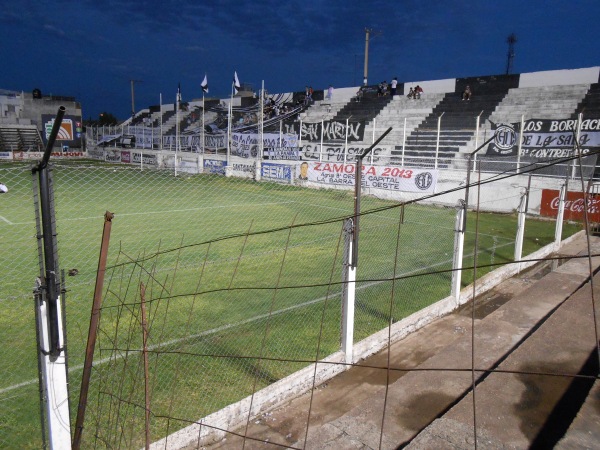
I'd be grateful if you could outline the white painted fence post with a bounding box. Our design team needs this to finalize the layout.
[341,219,355,365]
[554,185,566,250]
[36,285,71,450]
[451,202,466,302]
[435,112,444,169]
[514,192,527,271]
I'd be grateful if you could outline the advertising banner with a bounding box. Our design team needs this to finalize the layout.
[486,118,600,158]
[261,163,292,182]
[204,158,226,175]
[42,114,83,147]
[306,162,438,193]
[540,189,600,222]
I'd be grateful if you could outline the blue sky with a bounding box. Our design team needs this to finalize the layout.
[1,0,598,120]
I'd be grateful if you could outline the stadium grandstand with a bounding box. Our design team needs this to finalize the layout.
[2,66,599,175]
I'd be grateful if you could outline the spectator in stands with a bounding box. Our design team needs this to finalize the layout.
[414,85,423,99]
[327,85,334,101]
[377,81,384,97]
[304,86,310,105]
[390,77,398,97]
[407,87,415,99]
[355,86,364,102]
[462,85,472,101]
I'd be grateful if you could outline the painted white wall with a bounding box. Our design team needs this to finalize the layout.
[321,86,357,102]
[519,67,600,88]
[402,78,456,95]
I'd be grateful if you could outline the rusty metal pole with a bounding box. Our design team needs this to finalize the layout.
[72,211,114,450]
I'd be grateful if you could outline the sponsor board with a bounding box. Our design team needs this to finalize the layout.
[540,189,600,222]
[307,162,437,193]
[0,152,12,160]
[132,152,157,166]
[12,151,84,160]
[204,159,226,175]
[42,114,82,146]
[87,148,105,160]
[105,150,121,163]
[178,159,200,174]
[231,163,255,174]
[121,151,131,163]
[261,163,292,182]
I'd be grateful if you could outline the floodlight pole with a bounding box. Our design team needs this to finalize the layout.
[363,28,371,86]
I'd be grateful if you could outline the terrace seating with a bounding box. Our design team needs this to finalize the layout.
[488,84,590,124]
[571,83,600,119]
[0,125,43,152]
[391,82,515,168]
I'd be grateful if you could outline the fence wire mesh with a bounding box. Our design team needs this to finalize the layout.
[0,154,593,449]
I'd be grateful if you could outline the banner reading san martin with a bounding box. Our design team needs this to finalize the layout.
[486,118,600,158]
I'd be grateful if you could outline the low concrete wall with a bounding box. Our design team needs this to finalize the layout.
[402,78,456,95]
[519,66,600,88]
[151,230,584,449]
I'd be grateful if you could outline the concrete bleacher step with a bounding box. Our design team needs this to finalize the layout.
[572,82,600,119]
[0,125,43,152]
[488,84,590,124]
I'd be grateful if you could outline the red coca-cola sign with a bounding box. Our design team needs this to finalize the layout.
[540,189,600,222]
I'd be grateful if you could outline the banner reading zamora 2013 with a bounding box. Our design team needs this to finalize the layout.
[486,118,600,158]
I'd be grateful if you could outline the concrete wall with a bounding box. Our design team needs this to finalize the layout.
[401,78,456,95]
[519,66,600,88]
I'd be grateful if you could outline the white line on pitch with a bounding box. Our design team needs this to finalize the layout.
[2,201,296,225]
[0,242,514,396]
[0,215,14,224]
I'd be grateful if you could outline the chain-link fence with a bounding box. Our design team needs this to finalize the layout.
[0,150,588,448]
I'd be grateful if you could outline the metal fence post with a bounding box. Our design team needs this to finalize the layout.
[401,117,406,166]
[554,185,566,251]
[435,112,444,169]
[451,201,466,302]
[341,219,356,365]
[514,192,527,270]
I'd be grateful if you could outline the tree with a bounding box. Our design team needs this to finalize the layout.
[97,112,119,126]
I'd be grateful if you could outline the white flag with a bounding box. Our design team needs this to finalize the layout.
[201,74,208,94]
[177,83,182,102]
[233,71,241,94]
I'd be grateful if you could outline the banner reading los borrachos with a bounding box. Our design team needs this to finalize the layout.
[486,118,600,158]
[304,162,438,193]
